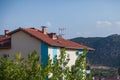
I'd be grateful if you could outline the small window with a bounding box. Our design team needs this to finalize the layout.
[78,50,83,55]
[67,54,69,58]
[3,54,9,58]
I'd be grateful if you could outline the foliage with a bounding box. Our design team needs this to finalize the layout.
[48,48,70,80]
[118,67,120,76]
[70,49,88,80]
[92,68,118,77]
[71,34,120,67]
[0,51,42,80]
[0,48,88,80]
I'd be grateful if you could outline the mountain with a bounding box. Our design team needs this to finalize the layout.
[70,34,120,67]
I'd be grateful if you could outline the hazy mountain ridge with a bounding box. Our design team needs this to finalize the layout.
[70,34,120,67]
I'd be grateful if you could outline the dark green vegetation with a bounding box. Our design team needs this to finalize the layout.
[71,34,120,67]
[92,68,118,77]
[0,48,89,80]
[118,67,120,76]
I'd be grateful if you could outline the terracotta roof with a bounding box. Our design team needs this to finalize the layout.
[0,36,11,49]
[8,28,94,50]
[0,36,8,41]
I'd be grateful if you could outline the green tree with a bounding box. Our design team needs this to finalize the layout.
[49,48,70,80]
[70,49,88,80]
[118,67,120,76]
[0,51,43,80]
[49,48,88,80]
[0,48,88,80]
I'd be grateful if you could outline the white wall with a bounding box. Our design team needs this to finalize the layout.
[48,46,78,67]
[66,49,78,66]
[0,31,41,59]
[0,31,81,67]
[48,46,61,60]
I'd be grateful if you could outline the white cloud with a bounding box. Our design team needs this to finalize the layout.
[114,21,120,27]
[96,21,112,27]
[96,20,120,27]
[96,20,120,30]
[46,21,52,27]
[76,32,92,37]
[96,21,102,25]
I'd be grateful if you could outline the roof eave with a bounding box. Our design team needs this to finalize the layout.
[7,27,94,51]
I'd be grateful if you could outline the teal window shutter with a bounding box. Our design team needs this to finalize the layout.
[52,46,57,58]
[78,50,83,55]
[86,70,91,74]
[52,46,57,63]
[41,42,48,67]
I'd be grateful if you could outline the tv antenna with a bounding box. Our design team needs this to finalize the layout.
[58,28,66,37]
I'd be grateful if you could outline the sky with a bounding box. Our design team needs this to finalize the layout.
[0,0,120,39]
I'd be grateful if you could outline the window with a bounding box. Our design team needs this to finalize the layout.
[52,47,57,63]
[66,54,70,62]
[67,54,69,58]
[52,47,57,58]
[78,50,83,55]
[3,54,9,58]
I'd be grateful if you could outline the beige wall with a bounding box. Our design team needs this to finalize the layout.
[0,31,41,59]
[48,46,78,67]
[0,31,79,66]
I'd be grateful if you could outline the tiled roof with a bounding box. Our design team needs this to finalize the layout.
[8,28,94,50]
[0,36,11,49]
[0,36,9,41]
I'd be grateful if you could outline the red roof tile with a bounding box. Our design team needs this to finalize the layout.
[0,36,11,49]
[8,28,93,50]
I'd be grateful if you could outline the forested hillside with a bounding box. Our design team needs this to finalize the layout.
[71,34,120,67]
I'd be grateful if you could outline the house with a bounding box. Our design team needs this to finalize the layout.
[0,26,93,66]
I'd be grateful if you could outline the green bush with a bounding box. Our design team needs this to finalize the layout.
[0,48,88,80]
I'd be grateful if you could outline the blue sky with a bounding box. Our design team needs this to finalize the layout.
[0,0,120,39]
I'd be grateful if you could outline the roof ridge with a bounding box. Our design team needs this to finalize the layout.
[3,27,94,50]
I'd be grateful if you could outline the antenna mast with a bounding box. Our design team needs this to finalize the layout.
[58,28,66,37]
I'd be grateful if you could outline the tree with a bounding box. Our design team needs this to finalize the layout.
[49,48,70,80]
[69,49,88,80]
[49,48,88,80]
[0,48,88,80]
[0,51,43,80]
[118,67,120,76]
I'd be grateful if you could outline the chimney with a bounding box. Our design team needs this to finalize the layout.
[4,30,9,37]
[42,26,47,34]
[49,33,57,40]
